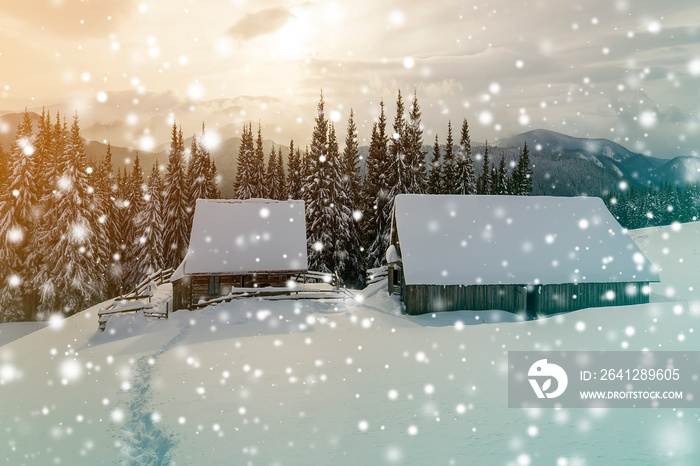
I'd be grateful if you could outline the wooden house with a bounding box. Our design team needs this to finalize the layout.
[390,194,660,317]
[171,198,308,310]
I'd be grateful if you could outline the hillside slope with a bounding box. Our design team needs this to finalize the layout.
[1,222,700,464]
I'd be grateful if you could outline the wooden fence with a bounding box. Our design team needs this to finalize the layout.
[98,268,174,331]
[99,268,352,330]
[190,283,354,310]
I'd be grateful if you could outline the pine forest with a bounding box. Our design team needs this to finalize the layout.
[0,91,697,322]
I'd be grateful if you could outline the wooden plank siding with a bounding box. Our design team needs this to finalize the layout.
[172,273,296,310]
[534,281,649,316]
[401,281,649,316]
[172,277,191,311]
[402,283,527,315]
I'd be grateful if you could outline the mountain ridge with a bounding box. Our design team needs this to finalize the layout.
[497,128,700,187]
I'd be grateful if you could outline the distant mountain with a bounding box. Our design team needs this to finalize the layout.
[84,139,145,168]
[462,144,625,198]
[497,129,639,162]
[654,156,700,185]
[497,128,700,187]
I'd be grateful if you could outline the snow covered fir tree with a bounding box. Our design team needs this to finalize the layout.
[0,111,220,321]
[1,91,699,322]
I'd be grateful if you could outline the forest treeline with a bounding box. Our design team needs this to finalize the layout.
[604,182,700,229]
[0,90,695,322]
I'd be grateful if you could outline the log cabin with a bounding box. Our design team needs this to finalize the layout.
[171,198,308,310]
[389,194,660,317]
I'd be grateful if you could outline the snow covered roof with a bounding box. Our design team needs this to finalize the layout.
[180,198,308,276]
[393,194,660,286]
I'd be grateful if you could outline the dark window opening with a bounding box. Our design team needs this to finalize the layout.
[208,276,220,295]
[526,285,538,319]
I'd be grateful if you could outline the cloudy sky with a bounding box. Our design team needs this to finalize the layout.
[1,0,699,157]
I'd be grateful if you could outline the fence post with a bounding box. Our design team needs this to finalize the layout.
[388,264,394,294]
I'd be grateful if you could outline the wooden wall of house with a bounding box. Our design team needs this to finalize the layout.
[402,283,527,315]
[174,273,294,309]
[401,281,649,316]
[534,281,649,315]
[172,277,191,312]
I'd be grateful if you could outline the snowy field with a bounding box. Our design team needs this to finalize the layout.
[0,322,49,347]
[1,223,699,465]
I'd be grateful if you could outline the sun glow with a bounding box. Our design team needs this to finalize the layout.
[272,15,308,60]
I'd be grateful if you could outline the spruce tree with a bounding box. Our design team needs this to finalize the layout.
[0,144,8,196]
[234,123,255,199]
[162,123,189,269]
[456,118,477,194]
[93,143,121,297]
[680,183,700,222]
[303,94,332,272]
[123,154,146,289]
[489,160,500,195]
[403,91,427,193]
[30,110,59,310]
[363,101,391,268]
[35,108,55,202]
[341,110,362,209]
[276,145,287,200]
[188,133,209,203]
[110,168,127,293]
[510,152,522,194]
[266,143,279,199]
[251,123,267,198]
[515,142,533,195]
[300,147,311,200]
[327,123,353,278]
[340,110,365,286]
[40,114,102,315]
[496,156,509,195]
[112,165,129,295]
[363,123,381,204]
[477,141,491,194]
[136,162,164,276]
[184,136,199,241]
[207,159,220,199]
[389,90,406,195]
[428,134,442,194]
[441,121,456,194]
[52,112,67,175]
[287,140,303,200]
[657,182,678,226]
[0,110,38,321]
[197,124,218,199]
